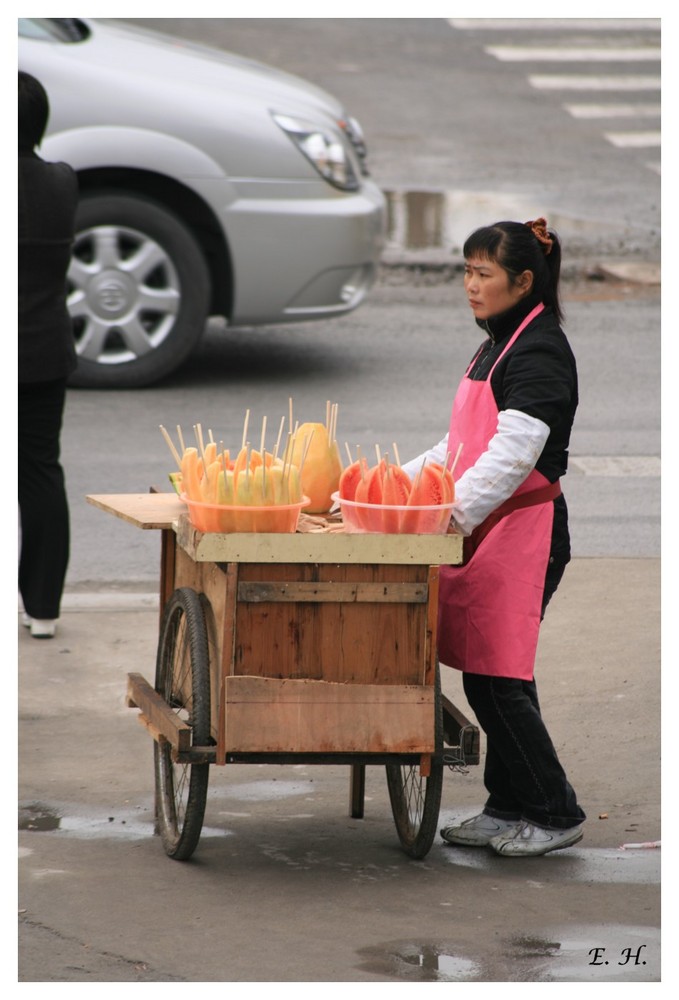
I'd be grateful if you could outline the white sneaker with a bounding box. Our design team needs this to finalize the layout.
[440,812,521,847]
[21,612,32,628]
[29,618,57,639]
[490,819,583,857]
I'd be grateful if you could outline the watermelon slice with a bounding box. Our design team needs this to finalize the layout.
[380,462,412,532]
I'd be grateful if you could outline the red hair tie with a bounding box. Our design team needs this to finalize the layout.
[525,217,553,256]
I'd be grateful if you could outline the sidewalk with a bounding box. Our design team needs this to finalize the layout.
[17,556,660,983]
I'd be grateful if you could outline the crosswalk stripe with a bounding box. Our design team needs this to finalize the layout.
[486,46,660,62]
[564,103,660,118]
[529,74,660,90]
[604,131,661,147]
[569,456,660,477]
[449,18,660,30]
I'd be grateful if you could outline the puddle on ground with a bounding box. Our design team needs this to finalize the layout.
[18,802,227,841]
[439,842,660,885]
[357,924,660,982]
[357,941,481,982]
[19,804,61,832]
[383,189,618,255]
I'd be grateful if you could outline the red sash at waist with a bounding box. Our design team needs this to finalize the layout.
[463,479,562,564]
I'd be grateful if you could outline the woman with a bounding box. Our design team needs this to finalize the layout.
[18,71,78,638]
[402,218,585,857]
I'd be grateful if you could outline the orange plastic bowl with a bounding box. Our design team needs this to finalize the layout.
[331,492,454,535]
[181,495,310,534]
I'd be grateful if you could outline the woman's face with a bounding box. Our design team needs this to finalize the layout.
[463,255,533,321]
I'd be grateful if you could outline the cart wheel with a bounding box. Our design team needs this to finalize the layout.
[154,587,211,860]
[386,664,443,859]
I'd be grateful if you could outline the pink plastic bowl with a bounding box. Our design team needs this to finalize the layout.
[331,492,454,535]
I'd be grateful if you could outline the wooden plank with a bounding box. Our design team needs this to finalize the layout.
[87,493,185,529]
[223,675,435,754]
[217,562,240,765]
[126,672,191,752]
[234,563,429,685]
[237,581,428,603]
[425,566,440,686]
[176,514,464,565]
[87,493,464,563]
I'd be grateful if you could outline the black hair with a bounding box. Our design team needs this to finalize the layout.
[463,220,563,324]
[18,71,50,150]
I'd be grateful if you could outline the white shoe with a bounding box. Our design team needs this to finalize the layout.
[440,812,521,847]
[21,612,32,628]
[490,819,584,857]
[29,618,57,639]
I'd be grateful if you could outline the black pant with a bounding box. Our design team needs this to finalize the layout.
[463,672,585,830]
[460,529,584,830]
[18,378,70,619]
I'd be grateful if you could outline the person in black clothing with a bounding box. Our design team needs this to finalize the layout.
[18,71,78,638]
[402,219,585,857]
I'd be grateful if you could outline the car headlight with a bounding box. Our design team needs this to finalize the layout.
[272,113,359,191]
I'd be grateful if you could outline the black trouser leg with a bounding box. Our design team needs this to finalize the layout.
[463,672,585,830]
[18,378,70,620]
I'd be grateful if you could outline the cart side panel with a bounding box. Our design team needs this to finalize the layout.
[172,544,231,739]
[234,563,430,685]
[224,675,435,753]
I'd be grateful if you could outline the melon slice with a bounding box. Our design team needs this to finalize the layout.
[380,462,412,532]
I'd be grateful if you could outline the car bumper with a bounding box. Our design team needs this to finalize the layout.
[210,177,387,325]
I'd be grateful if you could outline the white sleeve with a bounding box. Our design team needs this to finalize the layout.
[451,409,550,535]
[400,434,450,480]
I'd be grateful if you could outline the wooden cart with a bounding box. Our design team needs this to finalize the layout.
[87,493,479,861]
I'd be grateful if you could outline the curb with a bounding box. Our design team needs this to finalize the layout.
[379,253,660,286]
[20,592,160,615]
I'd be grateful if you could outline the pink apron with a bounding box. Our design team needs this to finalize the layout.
[437,303,557,681]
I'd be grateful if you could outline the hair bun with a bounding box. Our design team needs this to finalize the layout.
[525,218,553,255]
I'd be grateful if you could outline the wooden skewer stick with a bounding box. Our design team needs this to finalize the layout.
[176,424,185,454]
[194,423,206,463]
[330,402,338,445]
[299,430,315,476]
[450,442,464,476]
[412,455,427,489]
[159,425,182,468]
[344,441,353,465]
[289,397,294,434]
[242,409,250,450]
[273,415,286,462]
[326,399,331,433]
[392,442,401,467]
[356,445,366,481]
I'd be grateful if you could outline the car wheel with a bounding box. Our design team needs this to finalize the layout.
[67,193,210,388]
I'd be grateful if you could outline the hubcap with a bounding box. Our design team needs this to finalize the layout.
[67,223,181,366]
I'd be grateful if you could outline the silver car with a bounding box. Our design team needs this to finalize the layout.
[18,18,386,388]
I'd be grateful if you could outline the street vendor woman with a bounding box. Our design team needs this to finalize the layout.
[401,218,586,857]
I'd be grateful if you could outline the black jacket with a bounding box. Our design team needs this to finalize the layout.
[18,148,78,382]
[470,295,578,580]
[469,294,578,484]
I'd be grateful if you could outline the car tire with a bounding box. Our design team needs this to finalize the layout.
[67,193,211,388]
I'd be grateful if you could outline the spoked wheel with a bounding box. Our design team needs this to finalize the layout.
[386,664,443,859]
[154,587,211,860]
